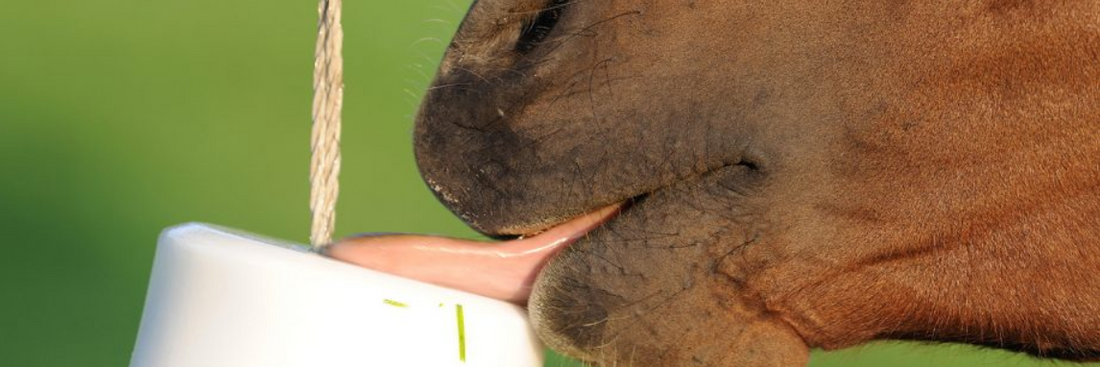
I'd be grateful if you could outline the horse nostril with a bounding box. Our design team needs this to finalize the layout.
[515,0,570,54]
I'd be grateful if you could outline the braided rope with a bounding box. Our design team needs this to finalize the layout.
[310,0,343,247]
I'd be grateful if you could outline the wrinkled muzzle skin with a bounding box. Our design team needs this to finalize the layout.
[413,0,1100,366]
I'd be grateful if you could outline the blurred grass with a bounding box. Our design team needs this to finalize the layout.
[0,1,1093,367]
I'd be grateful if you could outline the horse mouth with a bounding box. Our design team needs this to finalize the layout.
[326,200,632,304]
[514,199,635,240]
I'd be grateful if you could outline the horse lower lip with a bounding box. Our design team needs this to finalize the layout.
[326,203,624,304]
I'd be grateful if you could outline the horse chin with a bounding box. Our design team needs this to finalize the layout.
[525,179,809,366]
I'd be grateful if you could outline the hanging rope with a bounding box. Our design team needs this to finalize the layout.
[310,0,343,247]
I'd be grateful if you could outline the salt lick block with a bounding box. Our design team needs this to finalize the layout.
[130,223,543,367]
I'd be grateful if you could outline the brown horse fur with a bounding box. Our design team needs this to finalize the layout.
[411,0,1100,366]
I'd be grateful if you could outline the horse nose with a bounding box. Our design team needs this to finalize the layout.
[437,0,572,77]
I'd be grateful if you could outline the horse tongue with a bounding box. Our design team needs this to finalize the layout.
[325,205,621,305]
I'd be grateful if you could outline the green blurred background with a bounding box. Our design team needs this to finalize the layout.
[0,1,1092,366]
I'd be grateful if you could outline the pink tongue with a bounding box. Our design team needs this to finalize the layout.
[325,205,621,305]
